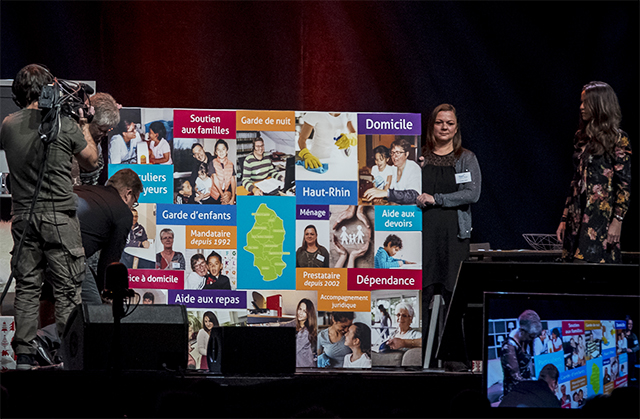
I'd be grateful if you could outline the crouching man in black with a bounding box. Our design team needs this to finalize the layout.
[75,168,143,302]
[500,363,562,408]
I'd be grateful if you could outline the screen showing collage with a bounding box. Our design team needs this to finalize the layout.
[484,292,638,409]
[106,108,424,369]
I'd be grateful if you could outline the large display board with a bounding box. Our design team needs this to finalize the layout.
[107,108,423,370]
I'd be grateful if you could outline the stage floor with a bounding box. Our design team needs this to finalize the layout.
[3,367,637,418]
[2,367,485,418]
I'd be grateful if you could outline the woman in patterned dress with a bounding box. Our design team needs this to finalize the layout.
[557,81,632,263]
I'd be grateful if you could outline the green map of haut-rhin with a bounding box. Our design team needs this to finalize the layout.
[243,203,288,281]
[590,363,600,394]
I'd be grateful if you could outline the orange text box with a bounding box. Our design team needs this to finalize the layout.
[187,226,236,249]
[296,268,348,291]
[236,110,295,131]
[317,291,370,312]
[584,320,601,330]
[570,376,587,392]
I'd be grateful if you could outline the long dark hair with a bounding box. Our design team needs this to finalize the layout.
[301,225,318,250]
[214,139,229,158]
[331,311,355,324]
[296,298,317,348]
[423,103,463,158]
[352,322,371,357]
[577,81,622,158]
[149,121,167,141]
[202,311,219,335]
[378,304,390,321]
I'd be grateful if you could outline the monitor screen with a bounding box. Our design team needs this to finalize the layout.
[437,262,640,363]
[483,292,638,409]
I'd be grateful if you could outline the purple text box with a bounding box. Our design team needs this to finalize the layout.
[358,113,421,135]
[297,205,331,220]
[168,290,246,309]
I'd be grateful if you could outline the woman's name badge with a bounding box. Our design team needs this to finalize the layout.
[172,262,181,269]
[316,254,325,262]
[455,172,472,184]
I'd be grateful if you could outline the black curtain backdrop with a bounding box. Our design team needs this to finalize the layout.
[2,1,638,251]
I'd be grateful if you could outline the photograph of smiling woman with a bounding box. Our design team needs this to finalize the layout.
[155,227,186,270]
[362,137,422,205]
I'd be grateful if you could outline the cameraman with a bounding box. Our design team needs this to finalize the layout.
[0,64,99,370]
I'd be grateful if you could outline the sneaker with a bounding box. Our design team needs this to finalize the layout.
[16,354,38,371]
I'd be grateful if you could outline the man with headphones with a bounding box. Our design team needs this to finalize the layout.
[0,64,99,370]
[71,91,121,186]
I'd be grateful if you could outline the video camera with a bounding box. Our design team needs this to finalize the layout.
[38,79,94,144]
[39,78,95,123]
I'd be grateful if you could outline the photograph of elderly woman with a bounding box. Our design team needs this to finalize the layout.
[370,291,422,368]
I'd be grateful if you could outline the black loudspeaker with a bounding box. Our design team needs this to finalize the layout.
[61,303,188,371]
[207,327,296,374]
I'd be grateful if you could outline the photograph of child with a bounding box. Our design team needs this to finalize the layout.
[370,145,396,192]
[343,322,372,368]
[146,120,173,165]
[193,162,214,203]
[137,108,173,165]
[209,139,237,205]
[316,311,370,369]
[184,249,237,290]
[174,178,195,204]
[547,324,563,353]
[172,138,238,205]
[360,136,422,205]
[563,334,586,370]
[202,250,232,290]
[172,138,213,199]
[359,144,397,205]
[373,232,420,269]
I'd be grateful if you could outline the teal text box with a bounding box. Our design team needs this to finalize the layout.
[374,205,422,231]
[108,164,174,204]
